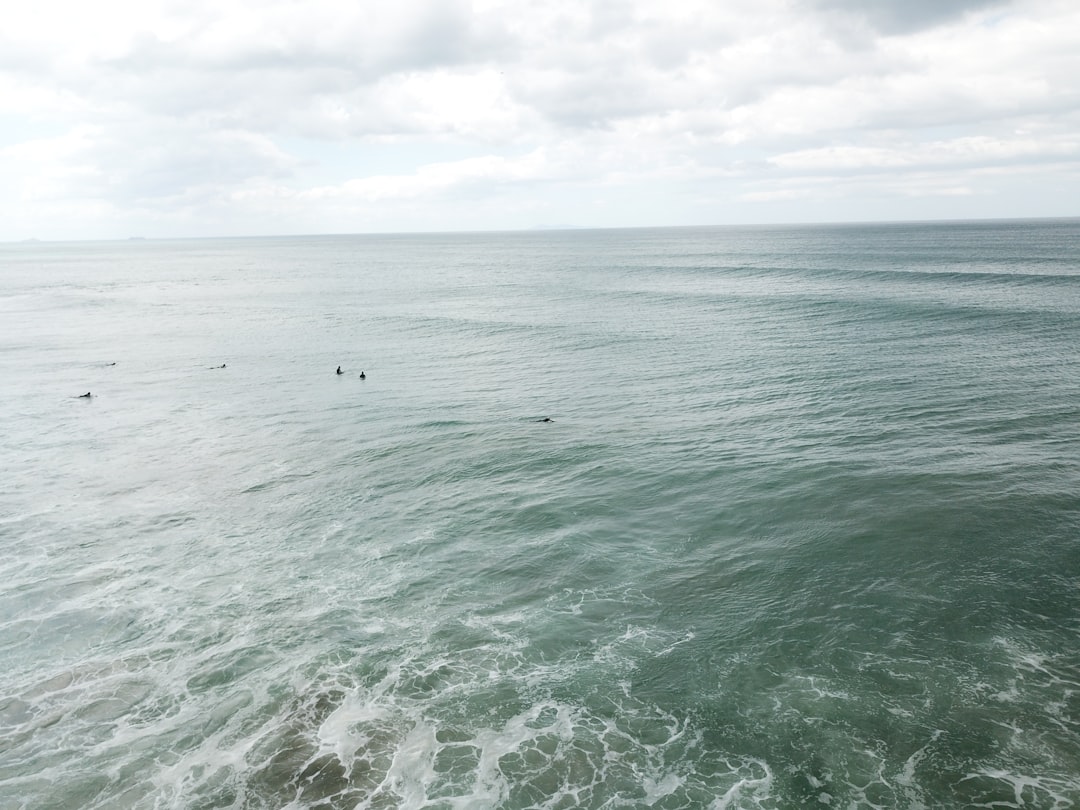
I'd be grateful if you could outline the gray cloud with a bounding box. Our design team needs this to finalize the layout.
[104,2,511,78]
[55,3,517,143]
[810,0,1010,34]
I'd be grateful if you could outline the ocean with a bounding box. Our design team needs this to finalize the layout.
[1,219,1079,809]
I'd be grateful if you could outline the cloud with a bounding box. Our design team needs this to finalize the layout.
[741,188,813,202]
[105,0,510,78]
[811,0,1009,34]
[1,0,1079,238]
[3,121,297,204]
[770,134,1080,172]
[301,149,555,203]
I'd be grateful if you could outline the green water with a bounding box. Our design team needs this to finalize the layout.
[1,220,1079,808]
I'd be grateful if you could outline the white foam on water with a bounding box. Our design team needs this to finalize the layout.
[357,716,440,809]
[642,771,683,804]
[712,761,774,810]
[9,591,1076,810]
[216,655,784,810]
[960,768,1080,809]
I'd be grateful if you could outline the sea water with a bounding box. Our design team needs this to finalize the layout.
[1,220,1079,808]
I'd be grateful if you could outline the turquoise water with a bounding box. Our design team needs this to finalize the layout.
[2,220,1079,808]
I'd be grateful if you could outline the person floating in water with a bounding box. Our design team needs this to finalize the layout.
[336,366,343,375]
[79,392,92,398]
[359,371,365,379]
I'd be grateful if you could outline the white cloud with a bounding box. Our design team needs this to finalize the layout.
[741,188,814,202]
[771,134,1080,171]
[1,0,1078,239]
[301,149,555,203]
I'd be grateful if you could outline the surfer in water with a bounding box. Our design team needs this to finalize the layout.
[336,366,343,375]
[359,371,365,379]
[536,417,554,422]
[78,392,92,398]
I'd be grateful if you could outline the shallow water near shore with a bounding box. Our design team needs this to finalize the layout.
[2,220,1080,808]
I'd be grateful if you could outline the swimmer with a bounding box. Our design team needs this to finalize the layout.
[78,392,92,398]
[535,417,554,422]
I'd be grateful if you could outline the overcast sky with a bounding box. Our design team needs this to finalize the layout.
[2,0,1078,240]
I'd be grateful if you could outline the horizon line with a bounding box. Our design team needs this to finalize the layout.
[4,214,1077,246]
